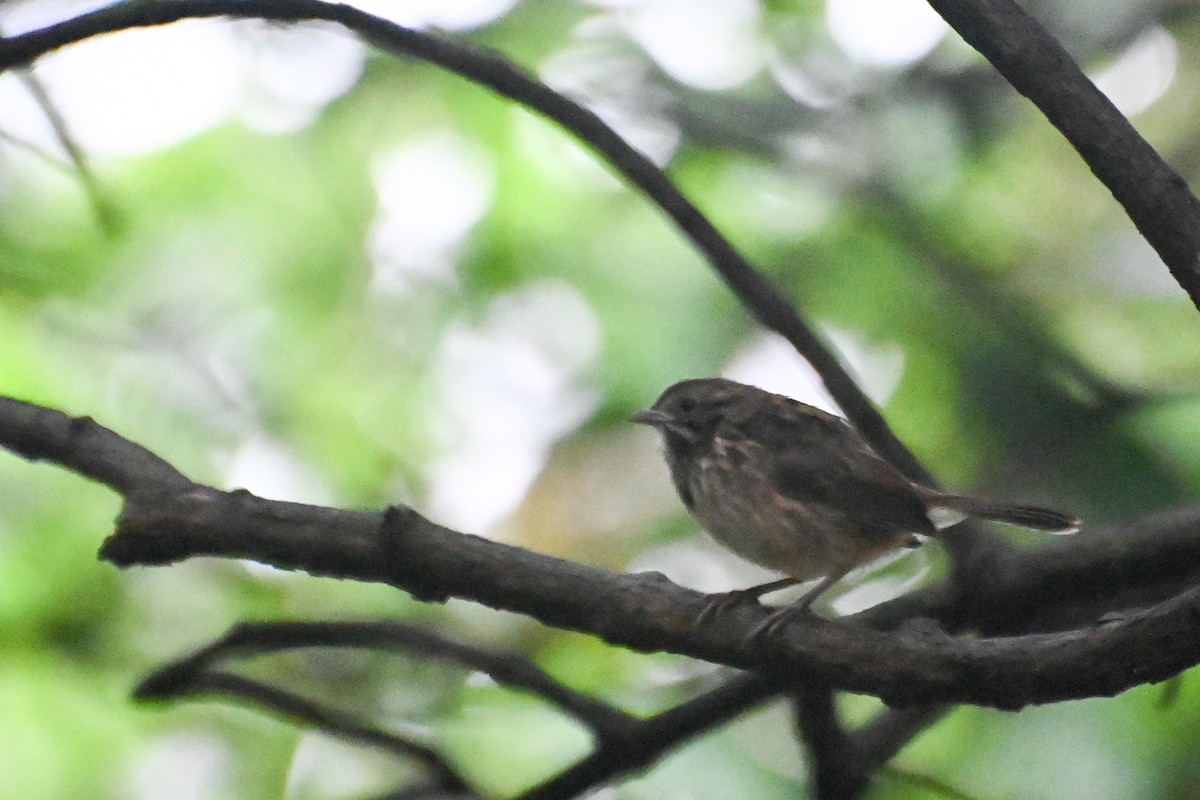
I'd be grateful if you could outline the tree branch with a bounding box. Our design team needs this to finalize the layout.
[926,0,1200,308]
[15,62,121,233]
[854,502,1200,635]
[790,689,948,800]
[0,396,193,494]
[2,395,1197,712]
[138,669,477,797]
[139,619,635,740]
[792,686,860,800]
[138,620,782,800]
[516,674,778,800]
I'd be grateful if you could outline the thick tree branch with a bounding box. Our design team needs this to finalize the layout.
[2,396,1197,712]
[113,485,1200,709]
[927,0,1200,308]
[853,503,1200,635]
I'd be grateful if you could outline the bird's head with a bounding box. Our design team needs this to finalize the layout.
[630,378,756,450]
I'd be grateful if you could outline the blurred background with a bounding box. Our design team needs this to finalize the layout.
[3,0,1200,797]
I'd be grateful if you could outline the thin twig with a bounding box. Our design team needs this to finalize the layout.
[16,64,121,233]
[0,128,79,172]
[138,669,477,796]
[515,674,778,800]
[144,619,635,739]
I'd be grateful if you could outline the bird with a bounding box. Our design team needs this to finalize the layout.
[630,377,1080,640]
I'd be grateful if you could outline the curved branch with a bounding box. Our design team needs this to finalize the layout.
[140,619,635,739]
[138,620,784,799]
[927,0,1200,308]
[0,0,932,485]
[139,621,783,800]
[138,670,476,796]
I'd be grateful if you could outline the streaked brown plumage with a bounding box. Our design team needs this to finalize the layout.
[632,378,1080,638]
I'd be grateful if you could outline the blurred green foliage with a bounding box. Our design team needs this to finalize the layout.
[3,1,1200,798]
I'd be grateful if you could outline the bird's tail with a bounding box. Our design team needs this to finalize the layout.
[926,494,1080,533]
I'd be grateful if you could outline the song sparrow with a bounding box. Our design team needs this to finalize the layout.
[631,378,1079,639]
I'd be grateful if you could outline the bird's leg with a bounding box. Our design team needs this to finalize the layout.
[696,576,799,626]
[744,569,852,644]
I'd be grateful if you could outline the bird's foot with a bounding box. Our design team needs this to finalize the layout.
[743,601,816,646]
[696,588,765,627]
[742,572,846,645]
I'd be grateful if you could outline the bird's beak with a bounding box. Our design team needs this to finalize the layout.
[630,408,672,427]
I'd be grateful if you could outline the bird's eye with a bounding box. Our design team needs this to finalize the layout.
[677,397,697,413]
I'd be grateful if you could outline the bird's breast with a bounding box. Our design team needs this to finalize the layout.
[682,443,834,580]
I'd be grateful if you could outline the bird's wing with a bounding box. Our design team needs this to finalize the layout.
[746,395,936,536]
